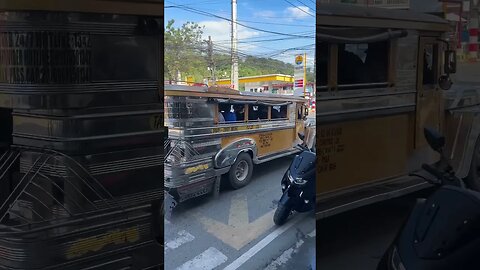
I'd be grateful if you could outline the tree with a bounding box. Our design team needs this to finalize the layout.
[164,20,206,82]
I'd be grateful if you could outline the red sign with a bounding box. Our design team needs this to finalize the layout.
[294,79,303,88]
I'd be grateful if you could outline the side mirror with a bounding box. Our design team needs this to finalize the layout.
[444,50,456,74]
[298,132,305,141]
[438,74,453,90]
[424,128,445,153]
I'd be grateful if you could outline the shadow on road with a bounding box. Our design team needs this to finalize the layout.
[168,156,294,216]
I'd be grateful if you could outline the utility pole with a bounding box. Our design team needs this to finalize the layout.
[303,53,307,97]
[231,0,239,90]
[207,36,216,84]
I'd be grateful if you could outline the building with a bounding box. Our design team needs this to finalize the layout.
[215,74,294,94]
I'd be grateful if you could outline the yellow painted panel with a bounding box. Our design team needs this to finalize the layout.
[67,227,140,259]
[317,114,413,195]
[221,128,295,157]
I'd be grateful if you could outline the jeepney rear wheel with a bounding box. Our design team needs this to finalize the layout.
[228,152,253,189]
[466,139,480,191]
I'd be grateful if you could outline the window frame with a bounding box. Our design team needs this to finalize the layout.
[318,40,396,93]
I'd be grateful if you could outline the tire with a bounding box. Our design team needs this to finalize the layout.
[228,152,253,189]
[466,139,480,191]
[273,202,292,226]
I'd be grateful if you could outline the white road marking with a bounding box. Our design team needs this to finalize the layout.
[264,239,305,270]
[307,230,315,238]
[222,214,305,270]
[165,230,195,251]
[176,247,228,270]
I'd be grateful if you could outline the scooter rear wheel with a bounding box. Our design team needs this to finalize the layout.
[274,202,292,226]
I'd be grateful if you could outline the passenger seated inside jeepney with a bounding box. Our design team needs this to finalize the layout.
[271,105,287,119]
[338,42,388,85]
[248,105,268,121]
[218,103,244,123]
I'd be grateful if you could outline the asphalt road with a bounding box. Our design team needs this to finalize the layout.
[164,156,315,270]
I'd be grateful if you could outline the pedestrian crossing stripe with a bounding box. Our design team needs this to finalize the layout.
[175,247,227,270]
[165,230,195,251]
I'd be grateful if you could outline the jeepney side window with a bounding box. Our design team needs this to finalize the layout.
[218,103,245,123]
[317,42,329,89]
[337,41,389,87]
[271,105,288,120]
[297,103,303,120]
[248,104,268,121]
[422,44,438,86]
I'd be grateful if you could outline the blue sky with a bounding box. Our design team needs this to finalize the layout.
[164,0,315,68]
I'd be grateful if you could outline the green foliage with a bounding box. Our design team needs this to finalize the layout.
[164,19,206,81]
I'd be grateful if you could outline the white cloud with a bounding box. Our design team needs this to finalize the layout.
[273,51,315,68]
[253,10,276,19]
[198,20,260,52]
[285,6,312,19]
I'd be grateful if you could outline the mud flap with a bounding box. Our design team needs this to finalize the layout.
[164,192,177,221]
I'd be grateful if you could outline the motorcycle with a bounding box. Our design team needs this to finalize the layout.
[378,128,480,270]
[273,132,316,226]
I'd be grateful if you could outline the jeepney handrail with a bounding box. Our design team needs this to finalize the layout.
[212,98,294,106]
[318,90,416,100]
[317,29,408,44]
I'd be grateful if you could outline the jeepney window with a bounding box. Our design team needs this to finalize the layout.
[271,105,288,120]
[317,42,328,87]
[248,104,268,121]
[337,41,389,86]
[218,103,245,123]
[422,44,438,86]
[297,103,304,120]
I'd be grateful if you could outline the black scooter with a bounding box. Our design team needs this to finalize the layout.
[378,128,480,270]
[273,133,316,226]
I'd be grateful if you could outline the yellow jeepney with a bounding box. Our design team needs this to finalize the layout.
[164,85,312,203]
[316,4,480,218]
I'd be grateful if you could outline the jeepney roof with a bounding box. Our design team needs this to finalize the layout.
[316,4,449,32]
[164,84,306,102]
[0,0,164,16]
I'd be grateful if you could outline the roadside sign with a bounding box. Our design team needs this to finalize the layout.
[294,53,307,95]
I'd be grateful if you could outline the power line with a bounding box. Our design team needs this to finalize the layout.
[236,19,314,28]
[166,1,313,38]
[295,0,315,11]
[282,0,315,17]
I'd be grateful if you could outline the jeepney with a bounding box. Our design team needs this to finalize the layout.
[316,4,480,219]
[0,1,164,269]
[164,85,313,203]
